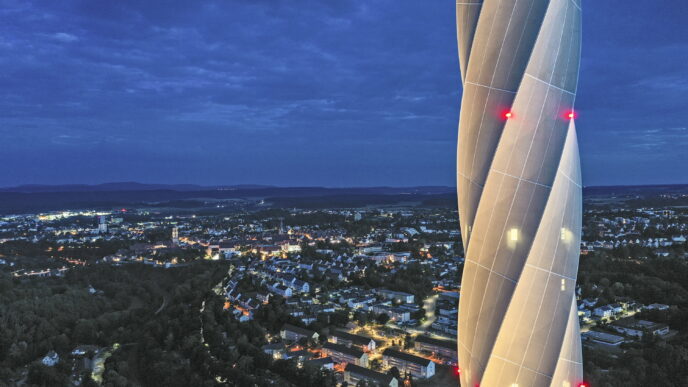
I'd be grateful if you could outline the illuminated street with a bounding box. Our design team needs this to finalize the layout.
[420,294,438,330]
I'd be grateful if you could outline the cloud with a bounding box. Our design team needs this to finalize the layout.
[0,0,685,187]
[52,32,78,42]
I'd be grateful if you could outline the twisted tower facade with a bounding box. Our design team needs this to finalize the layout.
[456,0,584,386]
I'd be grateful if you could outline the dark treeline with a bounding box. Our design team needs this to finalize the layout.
[0,261,343,386]
[580,252,688,386]
[0,187,454,214]
[1,262,229,386]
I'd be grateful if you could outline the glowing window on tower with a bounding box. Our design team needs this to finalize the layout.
[509,228,519,242]
[561,278,566,291]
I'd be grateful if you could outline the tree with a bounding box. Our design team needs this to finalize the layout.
[354,311,368,325]
[330,310,349,326]
[411,308,426,321]
[73,319,97,343]
[27,362,66,386]
[370,358,382,371]
[376,313,390,325]
[81,373,98,387]
[404,334,413,350]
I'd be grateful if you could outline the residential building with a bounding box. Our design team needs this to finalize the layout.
[582,331,625,347]
[329,330,376,352]
[304,356,334,370]
[593,305,614,319]
[376,289,415,304]
[280,324,319,343]
[382,349,435,379]
[322,342,368,367]
[610,318,669,338]
[344,364,398,387]
[414,335,457,364]
[371,304,410,322]
[42,350,59,367]
[261,342,286,359]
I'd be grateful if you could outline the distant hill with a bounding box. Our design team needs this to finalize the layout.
[0,182,686,214]
[0,184,456,214]
[0,182,275,193]
[582,184,688,196]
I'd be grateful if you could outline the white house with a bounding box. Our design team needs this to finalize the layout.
[42,351,59,367]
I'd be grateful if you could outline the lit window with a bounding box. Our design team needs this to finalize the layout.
[561,278,566,291]
[509,228,519,242]
[561,227,568,241]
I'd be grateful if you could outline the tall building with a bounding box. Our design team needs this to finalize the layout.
[171,227,179,245]
[98,216,108,234]
[456,0,583,386]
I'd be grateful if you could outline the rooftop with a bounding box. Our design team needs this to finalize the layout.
[345,363,396,385]
[281,323,317,337]
[331,330,375,346]
[612,317,668,331]
[323,342,365,358]
[583,331,625,345]
[414,335,457,351]
[382,348,433,366]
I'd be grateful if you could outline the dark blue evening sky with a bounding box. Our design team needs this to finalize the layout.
[1,1,686,187]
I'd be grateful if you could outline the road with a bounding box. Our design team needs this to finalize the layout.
[199,268,233,384]
[398,293,457,341]
[91,343,120,384]
[154,294,168,315]
[420,294,439,330]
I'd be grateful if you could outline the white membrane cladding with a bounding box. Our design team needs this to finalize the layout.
[456,0,584,385]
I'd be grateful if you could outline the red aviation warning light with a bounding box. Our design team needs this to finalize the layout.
[503,110,514,120]
[577,383,590,387]
[567,110,577,120]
